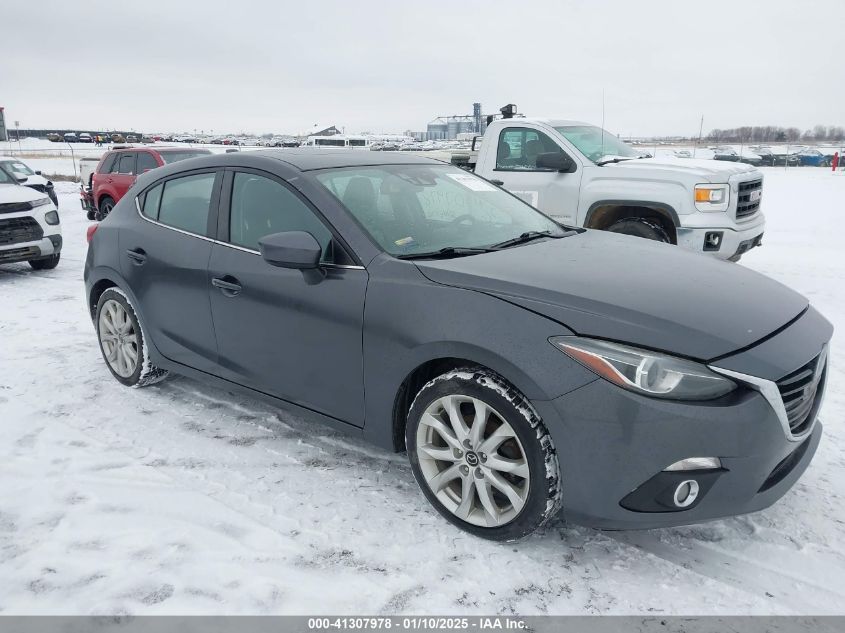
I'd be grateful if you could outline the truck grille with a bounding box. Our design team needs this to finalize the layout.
[0,216,43,246]
[776,350,827,437]
[736,179,762,220]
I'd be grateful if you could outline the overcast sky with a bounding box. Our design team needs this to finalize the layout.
[3,0,843,137]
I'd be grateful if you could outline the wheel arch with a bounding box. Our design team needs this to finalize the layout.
[388,349,545,453]
[584,200,680,244]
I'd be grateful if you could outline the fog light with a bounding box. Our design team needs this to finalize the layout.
[664,457,721,471]
[673,480,700,508]
[703,231,723,251]
[45,210,60,225]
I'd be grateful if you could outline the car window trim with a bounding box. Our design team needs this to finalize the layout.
[216,166,363,268]
[135,169,364,271]
[134,168,222,239]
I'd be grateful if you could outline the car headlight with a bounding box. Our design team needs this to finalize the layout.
[550,337,737,401]
[694,184,730,212]
[31,197,52,208]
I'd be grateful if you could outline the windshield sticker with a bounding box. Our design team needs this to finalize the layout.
[394,236,416,247]
[445,172,497,192]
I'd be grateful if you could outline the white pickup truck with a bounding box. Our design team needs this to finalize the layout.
[445,117,766,261]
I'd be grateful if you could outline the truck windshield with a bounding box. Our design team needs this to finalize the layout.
[315,165,567,257]
[555,125,639,163]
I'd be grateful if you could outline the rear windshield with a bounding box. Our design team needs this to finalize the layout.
[159,151,211,164]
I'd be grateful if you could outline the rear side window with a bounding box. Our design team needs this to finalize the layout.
[136,152,159,173]
[157,173,216,236]
[142,183,163,219]
[100,154,118,173]
[117,153,135,175]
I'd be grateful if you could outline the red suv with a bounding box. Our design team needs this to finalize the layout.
[84,147,212,220]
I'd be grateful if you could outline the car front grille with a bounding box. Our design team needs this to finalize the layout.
[776,350,827,437]
[0,216,43,246]
[736,179,763,220]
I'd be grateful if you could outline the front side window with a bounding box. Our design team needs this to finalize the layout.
[315,165,565,257]
[157,172,216,235]
[117,153,135,175]
[136,152,159,172]
[229,172,333,262]
[496,128,565,171]
[555,125,639,163]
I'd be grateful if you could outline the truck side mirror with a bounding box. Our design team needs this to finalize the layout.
[536,152,576,173]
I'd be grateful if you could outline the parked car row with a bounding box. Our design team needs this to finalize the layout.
[47,132,142,144]
[708,145,840,167]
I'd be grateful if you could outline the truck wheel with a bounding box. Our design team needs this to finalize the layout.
[406,367,562,541]
[607,217,671,243]
[29,254,60,270]
[96,196,115,221]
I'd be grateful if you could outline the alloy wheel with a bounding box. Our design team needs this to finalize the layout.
[415,394,530,527]
[98,299,139,378]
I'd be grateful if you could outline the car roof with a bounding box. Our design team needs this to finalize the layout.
[246,148,444,171]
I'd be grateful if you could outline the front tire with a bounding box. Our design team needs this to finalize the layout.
[96,288,168,387]
[29,254,60,270]
[406,367,562,541]
[607,217,671,243]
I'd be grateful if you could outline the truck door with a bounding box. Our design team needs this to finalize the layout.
[488,126,582,224]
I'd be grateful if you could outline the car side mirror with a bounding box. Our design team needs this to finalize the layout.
[34,170,42,175]
[258,231,322,270]
[536,152,576,173]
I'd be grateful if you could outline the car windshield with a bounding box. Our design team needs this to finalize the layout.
[0,167,16,184]
[1,160,35,176]
[315,164,567,257]
[159,151,210,164]
[555,125,639,163]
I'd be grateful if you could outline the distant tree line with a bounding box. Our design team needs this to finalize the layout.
[706,125,845,144]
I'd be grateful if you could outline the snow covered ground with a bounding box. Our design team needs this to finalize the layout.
[1,168,844,615]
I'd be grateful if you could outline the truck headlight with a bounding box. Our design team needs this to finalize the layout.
[550,337,737,401]
[694,184,730,212]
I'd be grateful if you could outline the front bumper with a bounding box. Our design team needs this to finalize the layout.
[533,381,821,530]
[676,216,765,260]
[0,235,62,264]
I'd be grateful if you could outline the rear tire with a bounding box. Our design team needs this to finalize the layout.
[406,367,562,541]
[607,217,671,243]
[96,196,115,221]
[29,254,60,270]
[96,288,168,388]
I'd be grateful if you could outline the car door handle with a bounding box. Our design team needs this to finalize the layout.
[490,179,504,186]
[126,248,147,265]
[211,276,242,296]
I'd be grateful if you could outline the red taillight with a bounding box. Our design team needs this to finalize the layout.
[86,224,99,243]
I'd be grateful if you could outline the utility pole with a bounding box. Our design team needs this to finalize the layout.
[693,115,704,158]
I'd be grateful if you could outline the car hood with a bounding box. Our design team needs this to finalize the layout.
[414,231,808,361]
[0,183,48,203]
[609,157,759,180]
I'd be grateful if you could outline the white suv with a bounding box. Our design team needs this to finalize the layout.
[0,170,62,270]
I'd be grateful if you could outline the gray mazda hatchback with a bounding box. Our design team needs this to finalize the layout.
[84,149,832,541]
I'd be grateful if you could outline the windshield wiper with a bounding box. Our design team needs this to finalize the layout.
[491,230,564,249]
[596,156,634,166]
[396,246,499,260]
